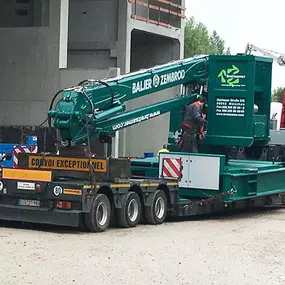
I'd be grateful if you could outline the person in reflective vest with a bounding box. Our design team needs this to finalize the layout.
[178,96,207,152]
[156,144,169,157]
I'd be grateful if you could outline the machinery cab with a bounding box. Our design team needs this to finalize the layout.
[168,54,273,157]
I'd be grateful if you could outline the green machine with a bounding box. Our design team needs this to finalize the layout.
[0,53,284,233]
[168,54,272,155]
[205,54,272,147]
[47,52,285,203]
[48,53,273,157]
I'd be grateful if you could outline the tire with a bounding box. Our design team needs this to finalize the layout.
[84,194,111,232]
[145,190,167,225]
[117,191,141,228]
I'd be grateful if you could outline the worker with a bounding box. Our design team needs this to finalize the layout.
[179,95,208,153]
[156,144,169,157]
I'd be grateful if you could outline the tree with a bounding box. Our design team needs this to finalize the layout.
[272,86,285,102]
[210,30,226,54]
[184,16,230,58]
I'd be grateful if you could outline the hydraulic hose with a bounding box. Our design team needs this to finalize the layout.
[78,79,115,111]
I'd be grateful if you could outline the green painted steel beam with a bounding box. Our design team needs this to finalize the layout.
[48,56,209,144]
[95,94,197,135]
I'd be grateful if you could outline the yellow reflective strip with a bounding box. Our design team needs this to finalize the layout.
[167,182,179,186]
[83,185,100,189]
[2,168,52,182]
[84,183,131,188]
[140,183,159,187]
[110,184,131,188]
[83,182,178,189]
[63,189,82,196]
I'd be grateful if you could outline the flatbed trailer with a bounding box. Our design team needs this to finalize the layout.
[0,152,285,232]
[0,166,179,231]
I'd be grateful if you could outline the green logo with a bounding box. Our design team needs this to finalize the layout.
[218,65,246,87]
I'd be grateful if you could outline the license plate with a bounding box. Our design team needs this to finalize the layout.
[18,199,40,207]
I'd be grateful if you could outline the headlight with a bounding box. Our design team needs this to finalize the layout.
[0,181,3,191]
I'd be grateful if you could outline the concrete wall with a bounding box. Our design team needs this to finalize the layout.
[122,30,183,157]
[0,0,50,27]
[116,1,185,157]
[0,0,185,158]
[60,68,120,89]
[0,0,119,128]
[67,0,118,69]
[0,0,61,127]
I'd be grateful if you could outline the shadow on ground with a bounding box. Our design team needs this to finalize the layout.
[0,206,284,235]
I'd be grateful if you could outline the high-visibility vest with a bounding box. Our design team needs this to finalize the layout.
[156,148,169,157]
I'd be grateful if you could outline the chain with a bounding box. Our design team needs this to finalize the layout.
[183,186,237,210]
[85,116,97,188]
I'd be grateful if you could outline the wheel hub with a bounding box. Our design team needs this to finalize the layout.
[155,197,165,219]
[127,198,139,222]
[97,202,108,226]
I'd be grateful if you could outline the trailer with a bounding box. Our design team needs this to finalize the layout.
[0,53,285,232]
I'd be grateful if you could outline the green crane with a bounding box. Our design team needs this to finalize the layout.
[47,55,208,145]
[48,53,272,157]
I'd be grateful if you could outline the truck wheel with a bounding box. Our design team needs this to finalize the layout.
[145,190,167,225]
[117,192,141,228]
[84,194,111,232]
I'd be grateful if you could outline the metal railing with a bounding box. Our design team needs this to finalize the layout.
[128,0,185,29]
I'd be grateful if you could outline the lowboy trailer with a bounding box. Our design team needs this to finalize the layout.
[1,54,285,232]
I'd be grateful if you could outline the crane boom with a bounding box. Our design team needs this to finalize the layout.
[48,55,209,144]
[245,43,285,66]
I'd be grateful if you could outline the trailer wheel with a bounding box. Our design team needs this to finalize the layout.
[117,191,141,228]
[145,190,167,225]
[84,194,111,232]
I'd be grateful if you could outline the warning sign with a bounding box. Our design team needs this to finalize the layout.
[28,156,107,172]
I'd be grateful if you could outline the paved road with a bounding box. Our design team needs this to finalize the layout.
[0,208,285,285]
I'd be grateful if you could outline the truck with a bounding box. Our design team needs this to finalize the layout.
[1,53,285,233]
[0,136,38,168]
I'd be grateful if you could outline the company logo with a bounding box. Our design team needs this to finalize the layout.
[132,69,185,94]
[153,74,160,88]
[218,65,246,87]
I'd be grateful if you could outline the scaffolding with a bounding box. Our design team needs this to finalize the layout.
[128,0,185,29]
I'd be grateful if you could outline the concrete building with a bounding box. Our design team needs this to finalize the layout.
[0,0,185,157]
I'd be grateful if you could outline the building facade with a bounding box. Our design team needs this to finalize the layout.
[0,0,185,157]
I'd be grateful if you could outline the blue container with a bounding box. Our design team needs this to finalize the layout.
[144,152,154,158]
[28,136,38,146]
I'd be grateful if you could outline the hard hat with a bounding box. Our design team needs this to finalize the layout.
[197,95,207,102]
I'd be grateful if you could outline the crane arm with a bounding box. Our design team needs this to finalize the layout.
[245,43,285,66]
[48,55,209,145]
[95,94,197,135]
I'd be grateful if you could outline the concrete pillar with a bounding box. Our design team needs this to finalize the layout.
[117,0,133,157]
[59,0,69,69]
[117,0,132,74]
